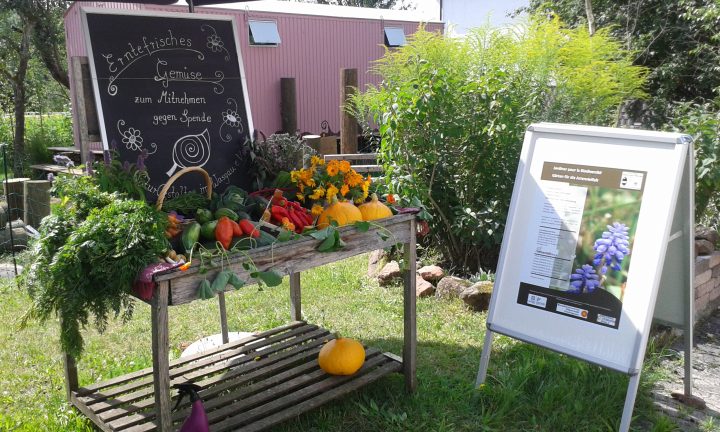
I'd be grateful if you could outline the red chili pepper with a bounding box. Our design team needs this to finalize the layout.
[238,219,260,238]
[287,208,305,233]
[229,219,242,237]
[271,205,289,219]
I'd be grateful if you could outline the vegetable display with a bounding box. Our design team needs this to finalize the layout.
[317,196,363,228]
[358,194,393,221]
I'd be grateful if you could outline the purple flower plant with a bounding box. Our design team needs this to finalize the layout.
[593,222,631,274]
[103,150,112,166]
[568,264,600,294]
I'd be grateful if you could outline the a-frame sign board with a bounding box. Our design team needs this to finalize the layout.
[476,123,695,432]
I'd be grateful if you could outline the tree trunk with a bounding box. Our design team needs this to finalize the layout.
[12,19,34,177]
[585,0,596,36]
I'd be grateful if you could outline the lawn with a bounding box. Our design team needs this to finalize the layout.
[0,254,680,431]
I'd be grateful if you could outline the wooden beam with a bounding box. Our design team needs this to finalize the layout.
[280,77,297,135]
[340,68,359,154]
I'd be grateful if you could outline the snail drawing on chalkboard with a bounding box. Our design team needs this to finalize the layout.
[166,129,211,177]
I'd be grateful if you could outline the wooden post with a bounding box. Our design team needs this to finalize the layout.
[403,218,417,393]
[340,68,359,154]
[0,201,8,227]
[71,57,100,164]
[280,77,297,135]
[218,292,229,344]
[3,177,29,221]
[63,353,79,401]
[151,281,172,432]
[23,180,51,228]
[289,272,301,321]
[0,220,28,250]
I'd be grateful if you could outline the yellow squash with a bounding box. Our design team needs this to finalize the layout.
[318,337,366,375]
[358,193,393,221]
[316,196,363,228]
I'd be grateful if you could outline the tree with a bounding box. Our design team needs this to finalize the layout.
[0,8,35,176]
[522,0,720,125]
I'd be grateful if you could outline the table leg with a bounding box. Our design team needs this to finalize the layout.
[290,272,301,321]
[403,218,417,393]
[63,352,78,402]
[218,292,229,344]
[152,281,172,431]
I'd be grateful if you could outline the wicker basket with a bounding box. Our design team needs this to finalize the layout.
[155,166,213,211]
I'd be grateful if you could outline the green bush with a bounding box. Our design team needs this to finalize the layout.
[353,17,647,274]
[666,99,720,227]
[0,113,73,176]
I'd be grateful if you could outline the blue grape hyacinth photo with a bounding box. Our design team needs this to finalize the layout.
[568,264,600,294]
[592,222,631,274]
[568,221,632,295]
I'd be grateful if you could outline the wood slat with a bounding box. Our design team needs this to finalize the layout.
[323,153,377,160]
[81,325,325,409]
[99,336,332,424]
[77,322,305,396]
[29,164,85,176]
[71,323,403,432]
[103,329,332,429]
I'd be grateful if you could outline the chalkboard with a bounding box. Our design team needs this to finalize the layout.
[82,8,253,200]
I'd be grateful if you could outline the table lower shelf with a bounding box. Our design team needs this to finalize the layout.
[70,321,403,432]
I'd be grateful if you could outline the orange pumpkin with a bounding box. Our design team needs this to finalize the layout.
[358,194,393,221]
[316,196,363,228]
[318,337,366,375]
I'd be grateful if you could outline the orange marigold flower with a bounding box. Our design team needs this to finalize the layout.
[338,160,351,173]
[386,194,396,204]
[311,155,324,166]
[179,262,191,271]
[340,184,350,196]
[296,193,305,202]
[281,217,295,231]
[311,204,324,216]
[326,160,340,176]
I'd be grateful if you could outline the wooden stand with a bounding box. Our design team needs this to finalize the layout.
[64,214,417,431]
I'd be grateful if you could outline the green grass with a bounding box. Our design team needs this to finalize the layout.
[0,254,677,431]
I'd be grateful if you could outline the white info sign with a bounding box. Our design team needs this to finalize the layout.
[476,123,695,432]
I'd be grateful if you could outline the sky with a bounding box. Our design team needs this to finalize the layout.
[398,0,529,32]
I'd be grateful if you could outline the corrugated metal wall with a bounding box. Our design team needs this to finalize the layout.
[64,2,443,143]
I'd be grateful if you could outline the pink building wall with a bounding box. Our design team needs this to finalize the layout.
[64,2,443,148]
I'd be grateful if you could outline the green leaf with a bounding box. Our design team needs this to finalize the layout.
[198,279,214,300]
[211,271,232,293]
[228,273,245,290]
[317,234,336,252]
[378,232,390,241]
[277,229,293,242]
[310,227,332,240]
[273,171,292,188]
[256,270,283,287]
[354,221,371,232]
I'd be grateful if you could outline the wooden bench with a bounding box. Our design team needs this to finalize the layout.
[323,153,382,174]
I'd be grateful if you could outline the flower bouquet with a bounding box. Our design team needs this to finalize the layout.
[291,156,372,215]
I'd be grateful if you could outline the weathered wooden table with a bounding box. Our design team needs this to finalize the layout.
[63,213,417,431]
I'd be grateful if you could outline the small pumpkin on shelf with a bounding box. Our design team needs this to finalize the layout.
[318,337,366,376]
[358,193,393,221]
[316,196,363,228]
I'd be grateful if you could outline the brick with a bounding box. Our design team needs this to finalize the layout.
[713,265,720,278]
[694,269,712,286]
[696,255,711,274]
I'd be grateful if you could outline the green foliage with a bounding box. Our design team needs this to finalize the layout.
[248,133,316,190]
[525,0,720,124]
[666,99,720,225]
[92,149,148,201]
[353,18,647,273]
[23,176,167,357]
[0,113,73,175]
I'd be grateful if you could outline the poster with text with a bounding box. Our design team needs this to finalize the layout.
[516,162,646,329]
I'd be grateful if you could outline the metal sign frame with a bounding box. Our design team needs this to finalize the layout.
[475,123,695,432]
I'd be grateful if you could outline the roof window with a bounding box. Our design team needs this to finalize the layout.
[384,27,406,47]
[249,20,281,46]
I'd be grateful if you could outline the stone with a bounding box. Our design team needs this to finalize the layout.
[696,239,714,256]
[460,281,494,312]
[377,261,401,286]
[418,265,444,282]
[367,249,386,278]
[695,225,719,245]
[435,276,471,299]
[416,275,435,297]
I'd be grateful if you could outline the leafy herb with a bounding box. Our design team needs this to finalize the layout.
[24,180,167,357]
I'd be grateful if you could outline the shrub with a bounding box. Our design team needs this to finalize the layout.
[0,113,73,176]
[248,133,316,190]
[666,99,720,227]
[352,17,647,274]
